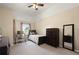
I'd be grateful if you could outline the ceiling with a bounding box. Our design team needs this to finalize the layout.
[0,3,79,20]
[0,3,53,19]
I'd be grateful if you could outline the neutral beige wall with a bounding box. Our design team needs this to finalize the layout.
[15,20,21,32]
[0,7,14,46]
[35,7,79,51]
[15,20,35,32]
[0,7,35,46]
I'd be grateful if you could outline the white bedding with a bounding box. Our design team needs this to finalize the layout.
[29,35,45,44]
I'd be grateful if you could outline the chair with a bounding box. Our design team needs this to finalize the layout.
[16,31,27,43]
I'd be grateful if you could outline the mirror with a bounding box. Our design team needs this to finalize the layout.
[63,24,74,51]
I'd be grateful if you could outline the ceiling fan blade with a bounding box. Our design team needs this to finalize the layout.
[38,4,44,6]
[28,5,33,7]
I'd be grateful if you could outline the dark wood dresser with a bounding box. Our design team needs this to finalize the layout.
[46,28,59,47]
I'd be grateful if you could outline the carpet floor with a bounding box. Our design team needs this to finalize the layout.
[9,41,78,55]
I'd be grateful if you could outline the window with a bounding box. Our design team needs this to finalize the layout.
[22,24,30,35]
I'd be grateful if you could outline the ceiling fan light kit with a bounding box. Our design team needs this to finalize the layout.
[27,3,44,10]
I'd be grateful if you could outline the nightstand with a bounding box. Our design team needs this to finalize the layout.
[38,36,47,45]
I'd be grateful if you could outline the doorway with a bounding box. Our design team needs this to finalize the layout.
[21,23,30,39]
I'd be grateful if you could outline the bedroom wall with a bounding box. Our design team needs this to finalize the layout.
[35,6,79,52]
[0,7,14,46]
[15,20,35,34]
[0,7,35,46]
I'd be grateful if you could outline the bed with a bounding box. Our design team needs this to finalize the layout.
[29,35,46,45]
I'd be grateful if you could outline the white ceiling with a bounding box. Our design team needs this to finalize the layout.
[0,3,79,20]
[0,3,53,17]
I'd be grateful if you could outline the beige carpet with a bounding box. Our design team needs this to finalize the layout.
[10,41,78,55]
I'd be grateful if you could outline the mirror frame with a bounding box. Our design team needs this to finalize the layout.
[63,24,74,51]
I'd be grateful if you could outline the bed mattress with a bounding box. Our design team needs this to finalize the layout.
[29,35,45,44]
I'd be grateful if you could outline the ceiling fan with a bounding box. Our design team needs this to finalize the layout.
[27,3,44,10]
